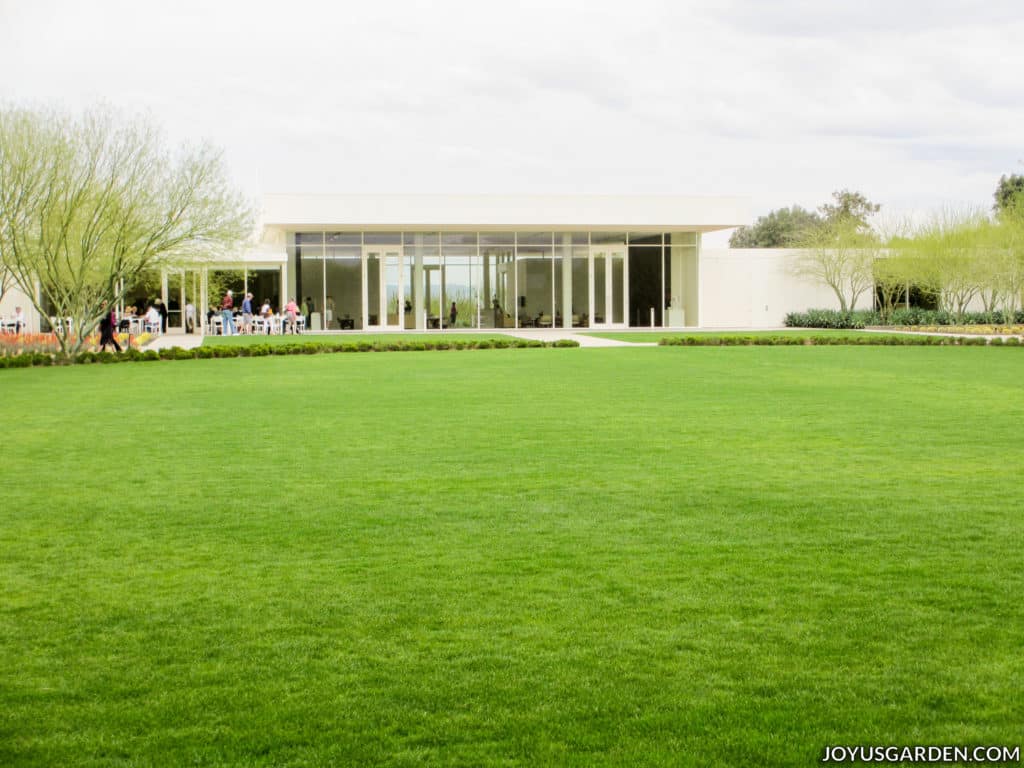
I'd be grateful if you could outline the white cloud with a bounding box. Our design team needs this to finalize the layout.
[1,0,1022,244]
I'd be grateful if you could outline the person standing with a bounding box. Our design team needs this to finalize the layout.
[185,301,196,334]
[98,301,122,352]
[221,290,236,335]
[449,301,458,327]
[13,306,26,334]
[155,298,168,333]
[241,292,254,335]
[304,296,314,328]
[326,295,335,328]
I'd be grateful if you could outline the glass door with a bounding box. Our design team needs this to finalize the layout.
[363,246,404,329]
[589,245,627,328]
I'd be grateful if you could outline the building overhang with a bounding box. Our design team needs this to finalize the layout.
[260,194,749,233]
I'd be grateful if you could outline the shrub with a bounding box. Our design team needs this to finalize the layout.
[784,309,880,329]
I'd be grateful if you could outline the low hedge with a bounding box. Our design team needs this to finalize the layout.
[784,309,880,329]
[0,338,581,369]
[786,308,1024,328]
[660,335,1021,347]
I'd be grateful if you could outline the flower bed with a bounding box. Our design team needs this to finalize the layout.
[660,334,1021,347]
[887,325,1024,336]
[0,332,150,357]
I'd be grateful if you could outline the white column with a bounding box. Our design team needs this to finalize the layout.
[413,235,424,330]
[199,267,208,337]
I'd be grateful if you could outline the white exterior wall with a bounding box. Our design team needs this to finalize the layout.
[700,248,873,328]
[260,193,749,232]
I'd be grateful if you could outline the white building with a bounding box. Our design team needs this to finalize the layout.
[2,194,866,334]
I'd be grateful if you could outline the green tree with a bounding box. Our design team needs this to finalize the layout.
[0,105,252,355]
[728,205,823,248]
[818,189,881,231]
[988,196,1024,324]
[910,210,989,320]
[994,174,1024,215]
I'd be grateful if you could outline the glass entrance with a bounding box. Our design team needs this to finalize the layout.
[589,245,627,328]
[363,246,404,329]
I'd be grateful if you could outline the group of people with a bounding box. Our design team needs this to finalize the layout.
[213,290,305,335]
[2,306,27,334]
[121,300,169,334]
[96,300,169,352]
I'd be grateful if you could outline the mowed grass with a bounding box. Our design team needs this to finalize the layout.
[1,347,1022,767]
[584,330,876,342]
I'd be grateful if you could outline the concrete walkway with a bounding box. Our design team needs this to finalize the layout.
[142,325,1023,352]
[501,329,656,347]
[143,332,204,351]
[142,329,661,349]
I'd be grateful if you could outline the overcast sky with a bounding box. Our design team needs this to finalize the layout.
[1,0,1021,244]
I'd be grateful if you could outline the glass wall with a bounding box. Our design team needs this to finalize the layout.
[442,235,476,329]
[516,233,553,327]
[325,240,361,330]
[285,230,692,330]
[571,246,589,326]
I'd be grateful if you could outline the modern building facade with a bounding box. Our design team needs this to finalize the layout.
[244,194,750,332]
[2,194,870,334]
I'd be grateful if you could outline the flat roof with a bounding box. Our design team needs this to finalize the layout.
[260,194,749,232]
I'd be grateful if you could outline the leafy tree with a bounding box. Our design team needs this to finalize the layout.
[818,189,880,231]
[0,105,252,356]
[909,210,989,320]
[729,206,822,248]
[988,196,1024,324]
[994,174,1024,215]
[873,249,915,321]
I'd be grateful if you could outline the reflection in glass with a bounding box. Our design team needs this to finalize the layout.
[443,253,475,328]
[517,246,552,327]
[612,256,624,324]
[366,252,380,326]
[517,232,552,246]
[481,247,512,327]
[594,253,606,324]
[571,248,589,327]
[385,253,401,326]
[326,248,362,329]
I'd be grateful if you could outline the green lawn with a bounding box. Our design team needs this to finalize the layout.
[584,330,876,342]
[2,348,1022,766]
[203,331,519,346]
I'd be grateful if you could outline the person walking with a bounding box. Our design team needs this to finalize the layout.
[156,298,168,333]
[241,292,254,335]
[221,290,236,335]
[98,301,121,352]
[284,297,300,334]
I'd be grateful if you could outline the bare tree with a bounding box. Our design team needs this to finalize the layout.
[0,105,252,355]
[792,218,880,313]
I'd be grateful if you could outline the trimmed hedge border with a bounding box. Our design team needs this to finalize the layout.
[660,334,1022,347]
[785,308,1024,329]
[0,338,581,369]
